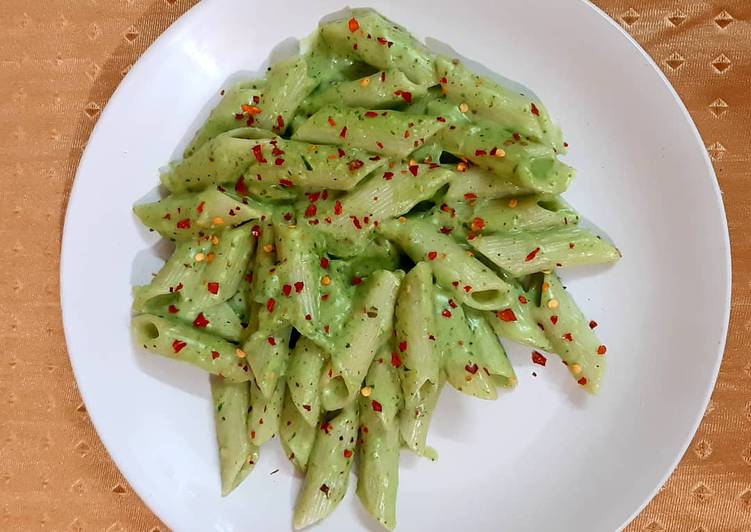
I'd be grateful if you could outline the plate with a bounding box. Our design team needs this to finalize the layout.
[60,1,731,530]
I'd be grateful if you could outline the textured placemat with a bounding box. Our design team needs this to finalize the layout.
[1,1,748,530]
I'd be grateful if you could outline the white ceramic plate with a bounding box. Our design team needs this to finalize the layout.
[60,1,731,530]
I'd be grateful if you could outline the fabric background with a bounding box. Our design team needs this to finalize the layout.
[0,1,748,530]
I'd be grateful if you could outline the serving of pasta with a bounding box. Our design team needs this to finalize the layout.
[131,8,620,530]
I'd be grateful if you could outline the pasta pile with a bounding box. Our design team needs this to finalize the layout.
[131,8,619,530]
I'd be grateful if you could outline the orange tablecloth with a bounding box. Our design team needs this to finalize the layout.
[1,1,749,530]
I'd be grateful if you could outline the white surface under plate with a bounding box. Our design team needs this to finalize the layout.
[60,1,731,531]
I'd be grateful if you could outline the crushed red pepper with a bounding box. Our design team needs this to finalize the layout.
[497,309,517,322]
[172,340,187,353]
[532,351,547,366]
[193,313,209,328]
[371,400,383,412]
[207,282,220,295]
[251,144,267,163]
[525,247,541,261]
[391,352,402,368]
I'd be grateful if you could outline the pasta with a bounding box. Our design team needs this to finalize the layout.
[131,7,620,529]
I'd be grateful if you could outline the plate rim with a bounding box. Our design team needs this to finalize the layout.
[59,0,732,530]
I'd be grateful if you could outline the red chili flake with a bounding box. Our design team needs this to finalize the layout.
[451,281,459,287]
[207,282,220,295]
[282,284,292,296]
[274,157,285,166]
[321,421,333,434]
[380,71,387,82]
[578,377,588,386]
[525,247,541,262]
[307,192,321,203]
[339,126,348,138]
[464,193,478,200]
[427,251,438,261]
[171,282,184,293]
[471,217,486,231]
[395,341,407,353]
[408,164,419,176]
[334,200,343,215]
[436,116,447,123]
[518,295,528,304]
[550,315,559,325]
[394,90,413,103]
[597,345,607,355]
[294,281,304,293]
[252,144,267,163]
[324,324,330,334]
[351,216,362,229]
[266,298,276,313]
[589,320,599,329]
[305,203,317,218]
[172,340,187,353]
[474,149,487,156]
[210,351,220,360]
[529,351,547,366]
[305,314,312,321]
[343,449,353,459]
[463,285,473,293]
[569,242,576,249]
[234,112,244,120]
[563,332,574,342]
[439,226,453,235]
[300,404,312,412]
[348,17,360,32]
[333,148,345,159]
[167,304,179,314]
[467,232,478,241]
[371,400,383,412]
[447,299,458,309]
[465,363,479,374]
[272,146,285,157]
[327,116,336,127]
[442,309,452,318]
[403,129,411,139]
[176,218,191,229]
[348,159,364,171]
[513,132,522,141]
[531,103,540,116]
[377,36,388,45]
[320,257,330,269]
[391,352,402,367]
[376,141,384,149]
[194,202,205,215]
[497,309,517,322]
[276,115,285,130]
[351,276,363,285]
[279,178,293,188]
[235,176,249,196]
[251,224,262,238]
[365,111,378,117]
[267,336,277,346]
[383,171,394,180]
[192,312,209,328]
[319,483,330,496]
